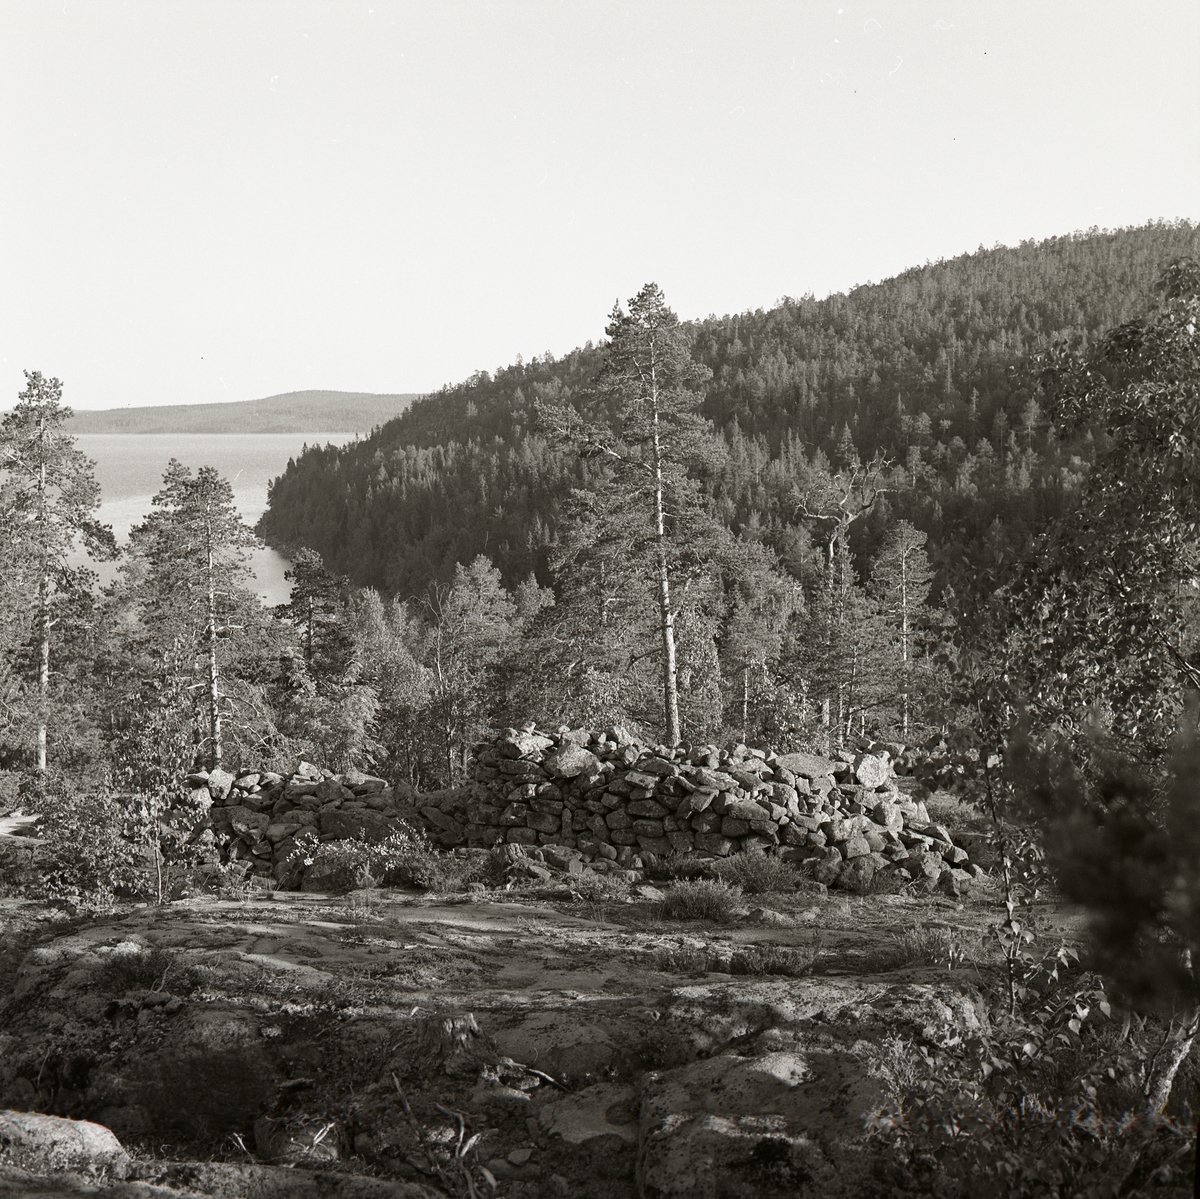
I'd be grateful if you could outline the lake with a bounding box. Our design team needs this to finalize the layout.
[75,433,358,605]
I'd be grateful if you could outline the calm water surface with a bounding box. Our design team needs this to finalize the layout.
[76,433,358,605]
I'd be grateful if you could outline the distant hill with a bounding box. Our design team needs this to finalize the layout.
[65,390,422,435]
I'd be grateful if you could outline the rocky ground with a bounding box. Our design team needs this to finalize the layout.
[0,852,1088,1199]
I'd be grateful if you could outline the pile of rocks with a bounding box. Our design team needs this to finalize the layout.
[410,727,981,895]
[192,763,405,886]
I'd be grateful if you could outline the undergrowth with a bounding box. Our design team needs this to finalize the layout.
[658,878,744,922]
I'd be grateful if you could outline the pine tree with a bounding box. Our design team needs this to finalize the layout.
[869,520,935,739]
[124,460,259,769]
[278,547,353,686]
[0,371,114,776]
[541,283,717,745]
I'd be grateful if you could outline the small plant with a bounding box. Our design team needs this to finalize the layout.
[568,871,631,902]
[649,944,715,973]
[284,827,487,895]
[659,878,744,922]
[710,853,800,895]
[728,944,816,977]
[95,946,199,995]
[861,926,979,973]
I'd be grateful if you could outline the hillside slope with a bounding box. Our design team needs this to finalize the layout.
[65,390,421,435]
[258,222,1200,599]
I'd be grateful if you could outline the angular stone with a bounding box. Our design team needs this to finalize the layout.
[740,834,776,853]
[776,752,838,780]
[690,810,722,834]
[624,770,662,790]
[506,827,539,844]
[668,829,695,852]
[544,744,601,778]
[720,817,751,838]
[871,800,904,832]
[842,832,870,860]
[838,855,875,894]
[629,818,663,838]
[854,754,892,789]
[526,810,560,834]
[637,835,673,855]
[206,767,236,800]
[212,805,269,835]
[636,756,677,777]
[499,729,555,758]
[693,833,733,856]
[605,808,632,830]
[320,807,400,843]
[610,828,639,846]
[628,799,669,818]
[0,1111,129,1174]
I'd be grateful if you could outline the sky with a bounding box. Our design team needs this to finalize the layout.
[1,2,1197,410]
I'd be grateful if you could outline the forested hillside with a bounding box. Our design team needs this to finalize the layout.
[65,390,420,435]
[260,222,1199,603]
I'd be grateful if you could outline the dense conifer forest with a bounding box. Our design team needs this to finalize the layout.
[260,222,1200,608]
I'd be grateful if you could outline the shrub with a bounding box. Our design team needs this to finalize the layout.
[568,871,632,902]
[728,944,817,977]
[710,853,800,895]
[95,946,200,995]
[659,878,744,922]
[286,827,483,894]
[861,926,981,973]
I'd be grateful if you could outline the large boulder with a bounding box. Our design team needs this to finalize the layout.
[544,744,600,779]
[853,753,891,789]
[318,808,395,844]
[775,752,837,781]
[0,1110,129,1175]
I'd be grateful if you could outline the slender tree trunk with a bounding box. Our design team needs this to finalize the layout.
[650,363,681,746]
[206,521,222,768]
[36,420,48,777]
[900,549,910,739]
[1144,1008,1199,1114]
[742,666,750,743]
[37,565,49,777]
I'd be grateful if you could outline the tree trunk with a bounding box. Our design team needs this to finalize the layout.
[1144,1009,1199,1114]
[900,547,910,739]
[650,361,681,746]
[205,520,222,769]
[36,419,48,777]
[37,565,49,777]
[742,666,750,743]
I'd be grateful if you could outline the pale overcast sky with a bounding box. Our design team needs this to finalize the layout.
[2,1,1197,409]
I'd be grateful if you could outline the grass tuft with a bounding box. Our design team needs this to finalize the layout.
[710,853,801,895]
[659,878,744,922]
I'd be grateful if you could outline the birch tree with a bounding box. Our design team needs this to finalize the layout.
[0,371,114,776]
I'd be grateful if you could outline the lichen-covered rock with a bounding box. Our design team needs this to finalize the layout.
[0,1110,129,1175]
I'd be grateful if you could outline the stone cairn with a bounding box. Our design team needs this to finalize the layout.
[410,726,981,896]
[188,729,980,894]
[191,762,403,887]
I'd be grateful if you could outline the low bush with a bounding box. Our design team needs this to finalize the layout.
[568,871,632,902]
[659,878,744,922]
[286,827,484,894]
[728,944,817,977]
[709,853,800,895]
[95,946,200,995]
[860,926,982,973]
